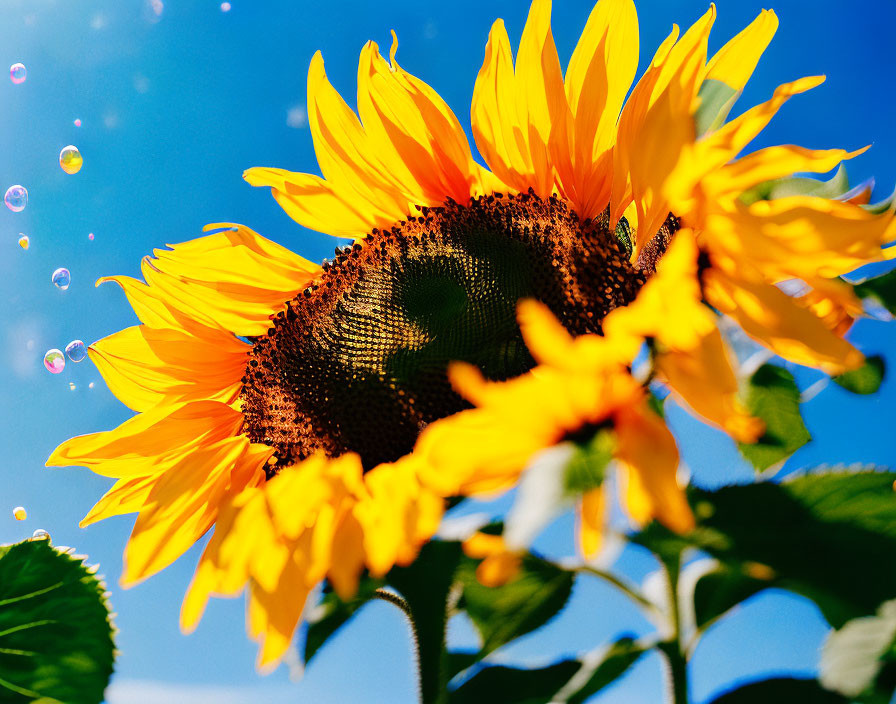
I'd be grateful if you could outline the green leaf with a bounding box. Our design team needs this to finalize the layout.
[681,470,896,628]
[740,165,850,205]
[0,539,115,704]
[737,364,811,472]
[460,553,574,656]
[304,575,384,663]
[564,428,614,494]
[708,678,848,704]
[694,79,740,136]
[821,598,896,702]
[387,540,464,704]
[853,269,896,315]
[833,355,886,395]
[447,637,644,704]
[614,217,633,257]
[692,566,774,632]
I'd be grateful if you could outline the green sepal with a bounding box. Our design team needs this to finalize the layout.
[447,637,644,704]
[833,355,886,395]
[564,428,614,494]
[458,553,574,657]
[0,539,115,704]
[740,164,850,206]
[853,269,896,315]
[707,678,848,704]
[303,574,384,664]
[614,217,633,257]
[737,364,811,472]
[694,79,740,136]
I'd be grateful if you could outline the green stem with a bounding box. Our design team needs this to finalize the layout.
[658,558,689,704]
[575,565,656,612]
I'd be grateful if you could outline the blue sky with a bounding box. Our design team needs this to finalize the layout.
[1,1,894,702]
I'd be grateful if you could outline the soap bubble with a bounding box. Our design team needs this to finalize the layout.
[74,118,82,127]
[221,2,232,10]
[51,267,71,290]
[17,235,29,249]
[4,185,28,212]
[13,506,26,521]
[88,232,94,241]
[9,63,26,84]
[65,340,87,362]
[43,349,65,374]
[59,145,83,174]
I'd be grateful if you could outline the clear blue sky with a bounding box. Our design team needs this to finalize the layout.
[1,1,894,702]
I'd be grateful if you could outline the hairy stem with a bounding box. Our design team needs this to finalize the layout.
[658,559,689,704]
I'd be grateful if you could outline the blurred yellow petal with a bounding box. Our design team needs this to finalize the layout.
[578,487,605,559]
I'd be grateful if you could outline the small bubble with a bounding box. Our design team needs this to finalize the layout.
[31,529,50,541]
[13,506,26,521]
[220,2,232,10]
[9,63,26,84]
[43,349,65,374]
[88,381,95,389]
[17,234,29,250]
[69,382,76,391]
[88,232,94,241]
[4,185,28,212]
[52,267,71,290]
[59,145,83,174]
[74,118,82,127]
[65,340,87,362]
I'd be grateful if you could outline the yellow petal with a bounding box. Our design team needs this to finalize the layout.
[88,324,247,413]
[46,400,244,478]
[248,560,312,669]
[704,9,778,92]
[80,474,160,527]
[578,487,605,559]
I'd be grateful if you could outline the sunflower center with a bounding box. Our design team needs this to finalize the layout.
[241,191,648,473]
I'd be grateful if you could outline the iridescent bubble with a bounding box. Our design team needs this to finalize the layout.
[9,63,26,84]
[59,145,83,174]
[88,232,94,241]
[4,185,28,212]
[220,2,231,10]
[13,506,26,521]
[88,381,95,389]
[43,349,65,374]
[65,339,87,362]
[51,267,71,290]
[17,235,29,250]
[74,118,82,127]
[31,529,50,541]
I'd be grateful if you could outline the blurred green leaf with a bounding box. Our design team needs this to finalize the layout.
[737,364,811,472]
[675,470,896,629]
[692,566,774,632]
[448,637,644,704]
[740,165,849,205]
[695,79,739,136]
[0,539,114,704]
[821,598,896,703]
[833,355,886,395]
[707,678,848,703]
[304,575,384,663]
[565,428,614,494]
[854,269,896,315]
[460,553,574,656]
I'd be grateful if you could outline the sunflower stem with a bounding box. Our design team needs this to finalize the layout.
[657,556,689,704]
[373,588,432,704]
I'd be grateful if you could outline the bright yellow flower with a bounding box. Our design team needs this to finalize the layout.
[47,0,894,670]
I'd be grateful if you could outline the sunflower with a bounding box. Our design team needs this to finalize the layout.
[48,0,893,668]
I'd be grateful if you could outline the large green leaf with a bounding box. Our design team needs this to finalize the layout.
[459,553,574,656]
[708,678,848,703]
[304,575,384,663]
[0,539,114,704]
[821,598,896,703]
[853,269,896,316]
[737,364,811,472]
[692,566,774,632]
[448,637,644,704]
[678,470,896,629]
[833,355,886,395]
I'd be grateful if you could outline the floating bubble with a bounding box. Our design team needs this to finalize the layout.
[13,506,26,521]
[51,267,71,290]
[88,232,94,241]
[69,382,76,391]
[9,63,26,84]
[74,118,82,127]
[43,349,65,373]
[17,235,29,249]
[59,145,83,174]
[88,381,95,389]
[31,529,50,541]
[221,2,231,10]
[65,339,87,362]
[4,185,27,212]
